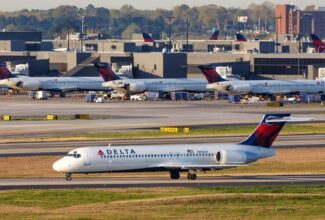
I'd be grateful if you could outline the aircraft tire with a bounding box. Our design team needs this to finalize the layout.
[170,171,180,180]
[187,173,197,180]
[65,172,72,181]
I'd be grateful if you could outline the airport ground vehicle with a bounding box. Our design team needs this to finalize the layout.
[53,113,311,181]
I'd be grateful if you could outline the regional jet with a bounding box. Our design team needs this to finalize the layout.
[53,113,311,181]
[199,65,325,95]
[0,63,111,93]
[97,62,213,93]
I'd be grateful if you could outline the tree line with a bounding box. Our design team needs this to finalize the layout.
[0,2,278,40]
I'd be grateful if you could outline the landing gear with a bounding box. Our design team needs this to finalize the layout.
[65,172,72,181]
[170,170,180,180]
[187,171,197,180]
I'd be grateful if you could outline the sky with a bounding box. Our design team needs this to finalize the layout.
[0,0,318,11]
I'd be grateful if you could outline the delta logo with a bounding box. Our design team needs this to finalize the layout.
[98,150,104,156]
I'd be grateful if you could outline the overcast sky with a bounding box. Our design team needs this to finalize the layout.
[0,0,318,11]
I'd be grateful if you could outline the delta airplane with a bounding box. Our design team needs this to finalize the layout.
[209,30,220,40]
[96,62,213,93]
[310,34,325,53]
[199,65,325,95]
[235,33,247,42]
[142,30,219,43]
[53,113,311,181]
[0,63,111,93]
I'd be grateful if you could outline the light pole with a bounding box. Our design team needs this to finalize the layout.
[67,18,70,51]
[275,16,282,53]
[186,16,189,52]
[167,16,174,49]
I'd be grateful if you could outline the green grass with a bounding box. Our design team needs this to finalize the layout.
[0,186,324,209]
[42,124,325,140]
[0,186,324,219]
[2,123,325,143]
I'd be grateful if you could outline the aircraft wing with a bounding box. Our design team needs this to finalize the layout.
[157,164,247,170]
[50,86,79,92]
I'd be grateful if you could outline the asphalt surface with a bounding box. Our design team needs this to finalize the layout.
[1,96,325,138]
[0,133,324,157]
[0,175,324,190]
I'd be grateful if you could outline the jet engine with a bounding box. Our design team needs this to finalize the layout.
[208,83,251,95]
[229,84,251,94]
[18,80,41,90]
[128,82,146,93]
[215,150,259,165]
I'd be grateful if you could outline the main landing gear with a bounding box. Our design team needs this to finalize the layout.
[187,170,197,180]
[170,170,180,179]
[169,170,197,180]
[65,172,72,181]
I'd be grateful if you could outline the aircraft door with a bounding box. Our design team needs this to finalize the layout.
[83,154,91,166]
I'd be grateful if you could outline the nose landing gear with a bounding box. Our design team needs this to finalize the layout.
[65,172,72,181]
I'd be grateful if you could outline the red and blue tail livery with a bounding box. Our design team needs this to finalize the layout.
[198,65,227,83]
[240,113,291,148]
[310,34,325,53]
[235,33,247,42]
[142,33,154,43]
[209,30,219,40]
[94,62,121,82]
[0,62,16,80]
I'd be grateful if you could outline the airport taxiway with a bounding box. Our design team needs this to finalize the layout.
[0,175,324,190]
[1,134,325,157]
[1,96,325,138]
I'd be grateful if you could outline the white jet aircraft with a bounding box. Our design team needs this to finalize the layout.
[0,63,111,93]
[95,62,213,93]
[199,65,325,95]
[53,113,311,181]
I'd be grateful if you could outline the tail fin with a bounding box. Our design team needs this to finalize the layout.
[240,114,291,148]
[235,33,247,42]
[198,65,227,83]
[94,62,121,82]
[209,30,219,40]
[310,34,325,52]
[0,62,16,80]
[142,33,154,43]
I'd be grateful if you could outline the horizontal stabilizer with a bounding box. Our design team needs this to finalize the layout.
[266,117,314,123]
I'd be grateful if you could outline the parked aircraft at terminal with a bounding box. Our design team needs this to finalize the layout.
[235,33,248,42]
[199,65,325,95]
[0,63,111,93]
[53,113,311,181]
[96,62,214,93]
[310,34,325,53]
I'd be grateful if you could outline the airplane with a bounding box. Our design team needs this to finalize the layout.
[235,33,248,42]
[142,33,154,43]
[0,63,112,93]
[53,113,311,181]
[310,34,325,53]
[96,62,214,93]
[199,64,325,95]
[209,30,220,40]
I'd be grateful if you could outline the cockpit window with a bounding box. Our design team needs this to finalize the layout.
[65,152,81,159]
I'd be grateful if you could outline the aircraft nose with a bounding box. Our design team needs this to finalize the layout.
[52,159,67,172]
